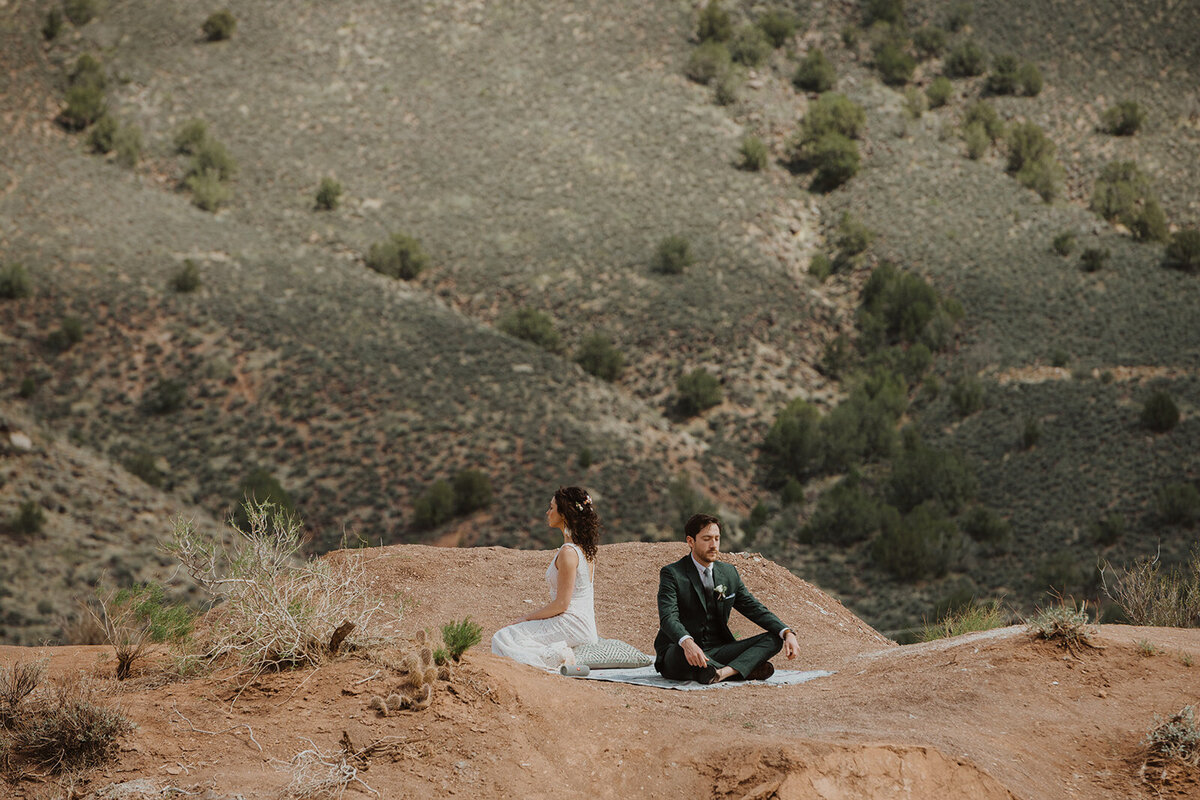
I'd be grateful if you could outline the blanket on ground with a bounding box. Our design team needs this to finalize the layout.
[574,665,834,690]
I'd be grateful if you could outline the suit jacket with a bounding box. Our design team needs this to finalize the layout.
[653,554,787,669]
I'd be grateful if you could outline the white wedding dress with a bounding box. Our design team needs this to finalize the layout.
[490,542,598,670]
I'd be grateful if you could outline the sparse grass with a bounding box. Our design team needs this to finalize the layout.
[1143,706,1200,766]
[441,618,483,661]
[277,743,372,800]
[185,168,232,211]
[0,659,46,728]
[84,583,195,680]
[1026,601,1097,651]
[920,601,1008,642]
[1136,639,1158,657]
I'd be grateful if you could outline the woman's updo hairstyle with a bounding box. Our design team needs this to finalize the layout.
[555,486,600,562]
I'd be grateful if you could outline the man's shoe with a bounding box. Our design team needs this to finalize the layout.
[745,662,774,681]
[696,664,720,684]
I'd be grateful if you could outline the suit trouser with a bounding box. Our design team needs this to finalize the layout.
[658,632,783,681]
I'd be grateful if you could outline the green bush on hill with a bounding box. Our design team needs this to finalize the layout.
[1017,62,1043,96]
[141,377,186,415]
[233,468,296,531]
[1080,247,1109,272]
[1155,483,1200,527]
[88,115,117,153]
[185,169,231,211]
[686,41,731,85]
[803,472,883,545]
[857,263,961,352]
[739,135,768,171]
[1052,232,1076,256]
[173,120,209,155]
[1101,100,1146,136]
[925,76,953,108]
[730,25,771,67]
[574,333,624,381]
[793,49,836,92]
[756,9,798,48]
[315,178,342,211]
[963,101,1004,141]
[188,138,237,181]
[944,41,986,77]
[863,0,905,27]
[808,133,861,191]
[873,40,915,86]
[1091,513,1125,546]
[799,92,867,141]
[1006,122,1061,201]
[63,0,97,26]
[1165,229,1200,272]
[945,2,972,32]
[1091,161,1169,242]
[712,69,740,106]
[202,10,236,41]
[912,26,947,58]
[960,506,1012,547]
[808,253,832,282]
[761,398,821,486]
[0,263,33,299]
[697,0,732,42]
[651,235,694,274]
[452,470,492,515]
[498,307,561,352]
[674,368,722,417]
[60,81,106,130]
[43,9,63,40]
[949,374,984,417]
[886,429,976,514]
[1141,391,1180,433]
[366,232,429,280]
[7,501,45,537]
[985,54,1020,95]
[412,480,455,530]
[871,501,962,581]
[113,124,141,168]
[836,213,873,257]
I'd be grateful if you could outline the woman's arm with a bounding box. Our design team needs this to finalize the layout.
[517,546,578,622]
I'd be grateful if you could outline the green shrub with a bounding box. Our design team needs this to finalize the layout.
[730,24,771,66]
[1050,348,1070,368]
[761,398,821,485]
[412,480,455,530]
[712,68,740,106]
[871,502,962,581]
[202,9,236,41]
[960,506,1011,545]
[863,0,905,27]
[1080,247,1109,272]
[1016,155,1063,202]
[886,429,976,514]
[575,333,624,381]
[1143,706,1200,765]
[739,134,769,171]
[1020,416,1042,449]
[903,86,928,118]
[756,9,798,47]
[1005,122,1054,174]
[110,583,196,645]
[1026,602,1096,650]
[141,377,185,415]
[874,41,915,86]
[841,25,860,48]
[70,53,106,89]
[1037,555,1089,598]
[808,252,832,282]
[124,451,165,488]
[234,468,296,530]
[0,263,32,299]
[1092,513,1125,546]
[60,83,105,130]
[804,473,883,545]
[799,92,867,141]
[808,133,860,191]
[819,334,854,378]
[651,235,694,275]
[674,368,722,417]
[686,41,731,85]
[18,376,37,398]
[185,169,231,211]
[43,9,63,40]
[962,100,1004,141]
[1129,197,1169,243]
[817,373,905,472]
[88,114,117,153]
[780,477,805,506]
[1156,482,1200,527]
[945,1,972,32]
[173,119,209,154]
[315,177,342,210]
[1142,391,1180,433]
[1017,62,1043,96]
[187,138,237,181]
[963,121,989,159]
[1091,161,1166,241]
[1100,100,1146,136]
[985,54,1020,95]
[113,123,141,168]
[498,307,561,352]
[921,601,1007,641]
[944,40,986,77]
[925,76,953,108]
[836,213,873,257]
[366,232,429,280]
[8,501,45,537]
[949,374,984,417]
[857,263,960,351]
[912,26,947,58]
[793,49,836,92]
[452,470,492,515]
[577,448,594,469]
[441,618,483,661]
[1052,232,1076,256]
[63,0,97,26]
[47,316,84,353]
[170,259,201,293]
[1165,229,1200,272]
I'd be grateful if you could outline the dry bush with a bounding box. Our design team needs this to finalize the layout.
[1026,601,1098,652]
[1143,705,1200,766]
[276,740,373,799]
[0,659,46,728]
[4,676,134,774]
[1101,551,1200,627]
[164,502,398,675]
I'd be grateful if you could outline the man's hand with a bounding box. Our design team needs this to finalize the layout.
[782,631,800,660]
[681,637,708,668]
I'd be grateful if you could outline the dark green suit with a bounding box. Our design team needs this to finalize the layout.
[654,554,787,680]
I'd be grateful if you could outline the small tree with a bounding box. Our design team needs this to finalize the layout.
[874,41,915,86]
[141,377,186,415]
[756,9,797,48]
[1017,62,1043,96]
[808,133,860,191]
[1141,391,1180,433]
[674,368,722,417]
[114,123,142,168]
[1052,232,1076,256]
[730,25,771,67]
[761,398,821,485]
[944,40,986,78]
[697,0,732,42]
[1165,229,1200,272]
[412,480,455,530]
[366,232,429,280]
[574,333,624,381]
[1101,100,1146,136]
[498,307,562,352]
[202,9,237,41]
[871,502,962,581]
[793,49,836,92]
[651,235,694,275]
[863,0,905,27]
[452,470,492,515]
[88,114,117,153]
[315,177,342,210]
[985,54,1020,95]
[43,9,63,40]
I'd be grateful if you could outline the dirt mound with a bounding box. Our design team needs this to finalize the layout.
[359,541,892,666]
[2,544,1199,799]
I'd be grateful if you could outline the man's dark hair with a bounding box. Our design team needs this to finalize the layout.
[684,513,721,541]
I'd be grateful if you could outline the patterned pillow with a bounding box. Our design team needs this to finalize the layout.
[573,638,654,669]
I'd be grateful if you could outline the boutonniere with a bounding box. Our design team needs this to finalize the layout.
[714,584,728,601]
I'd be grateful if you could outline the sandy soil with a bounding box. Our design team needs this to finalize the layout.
[2,542,1198,800]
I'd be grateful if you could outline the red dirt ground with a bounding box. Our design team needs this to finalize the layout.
[2,542,1198,799]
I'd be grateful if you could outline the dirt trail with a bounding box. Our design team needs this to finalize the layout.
[1,543,1197,800]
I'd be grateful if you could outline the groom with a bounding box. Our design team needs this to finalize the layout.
[654,513,800,683]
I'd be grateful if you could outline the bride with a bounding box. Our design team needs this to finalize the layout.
[491,486,599,670]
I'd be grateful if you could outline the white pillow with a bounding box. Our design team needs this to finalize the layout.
[573,638,654,669]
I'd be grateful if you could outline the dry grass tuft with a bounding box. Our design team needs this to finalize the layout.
[1026,601,1100,653]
